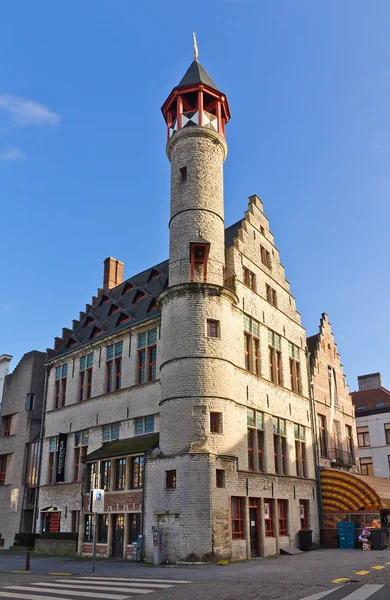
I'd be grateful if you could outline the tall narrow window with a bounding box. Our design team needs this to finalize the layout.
[129,514,141,543]
[346,425,354,461]
[100,460,111,491]
[115,458,126,490]
[260,245,271,269]
[0,455,7,485]
[278,500,288,536]
[273,417,287,475]
[3,416,11,437]
[247,408,264,472]
[48,436,58,484]
[385,424,390,444]
[85,462,97,493]
[357,426,370,447]
[131,456,144,488]
[138,328,157,384]
[79,353,93,402]
[243,267,256,291]
[98,514,109,543]
[289,343,301,393]
[265,283,277,307]
[231,497,245,539]
[294,424,307,477]
[106,341,123,393]
[264,499,274,537]
[318,415,327,458]
[74,430,89,482]
[243,315,260,375]
[54,364,68,408]
[268,330,282,385]
[180,166,187,182]
[166,469,176,489]
[190,242,210,282]
[71,510,80,534]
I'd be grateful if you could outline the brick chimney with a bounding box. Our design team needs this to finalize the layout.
[103,257,124,290]
[358,372,382,391]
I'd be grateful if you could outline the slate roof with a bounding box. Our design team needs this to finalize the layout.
[351,387,390,413]
[84,433,159,461]
[177,60,220,93]
[57,223,243,358]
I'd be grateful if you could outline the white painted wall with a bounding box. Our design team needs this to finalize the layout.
[356,411,390,478]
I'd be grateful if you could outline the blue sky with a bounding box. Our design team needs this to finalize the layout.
[1,1,389,391]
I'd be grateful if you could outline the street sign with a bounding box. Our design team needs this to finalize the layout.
[89,489,105,513]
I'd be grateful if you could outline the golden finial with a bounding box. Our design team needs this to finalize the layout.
[193,31,199,60]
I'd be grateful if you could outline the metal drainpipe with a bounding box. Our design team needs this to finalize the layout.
[306,350,324,536]
[32,363,50,534]
[141,450,148,561]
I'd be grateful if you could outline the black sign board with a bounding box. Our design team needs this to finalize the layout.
[56,433,68,483]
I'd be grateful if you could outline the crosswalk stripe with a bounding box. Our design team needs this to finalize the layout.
[31,582,153,594]
[338,585,384,600]
[0,593,64,600]
[5,586,130,599]
[55,579,173,589]
[78,576,191,584]
[299,587,342,600]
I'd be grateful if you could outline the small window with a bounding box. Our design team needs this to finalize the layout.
[207,319,220,338]
[166,469,176,489]
[357,405,367,411]
[180,166,187,182]
[260,225,265,235]
[377,401,386,408]
[135,415,155,435]
[210,412,223,434]
[216,469,225,488]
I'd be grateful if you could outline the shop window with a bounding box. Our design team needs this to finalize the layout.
[98,514,109,543]
[231,497,245,539]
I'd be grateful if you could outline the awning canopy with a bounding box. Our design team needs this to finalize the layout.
[321,469,390,512]
[84,433,159,462]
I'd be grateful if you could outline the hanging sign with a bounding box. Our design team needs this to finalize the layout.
[56,433,68,482]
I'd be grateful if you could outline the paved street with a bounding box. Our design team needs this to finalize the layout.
[2,549,390,599]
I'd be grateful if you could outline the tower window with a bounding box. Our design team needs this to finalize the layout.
[206,319,220,338]
[216,469,225,488]
[166,470,176,489]
[180,166,187,182]
[190,242,210,282]
[210,412,223,433]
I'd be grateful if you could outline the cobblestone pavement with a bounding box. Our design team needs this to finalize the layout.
[1,549,390,599]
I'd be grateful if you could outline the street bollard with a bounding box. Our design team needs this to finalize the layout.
[25,550,30,571]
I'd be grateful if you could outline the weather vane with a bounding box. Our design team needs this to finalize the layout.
[193,31,199,60]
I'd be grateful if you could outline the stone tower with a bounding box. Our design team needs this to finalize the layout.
[144,58,237,562]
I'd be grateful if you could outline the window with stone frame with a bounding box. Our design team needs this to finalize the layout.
[294,424,307,477]
[135,415,155,435]
[0,455,7,485]
[137,328,157,384]
[85,462,97,493]
[357,426,370,448]
[98,514,109,543]
[300,500,309,529]
[289,342,301,394]
[265,283,277,307]
[79,353,93,402]
[2,415,12,437]
[360,457,373,476]
[54,364,68,408]
[385,424,390,445]
[216,469,225,488]
[206,319,220,338]
[273,417,287,475]
[130,456,144,489]
[129,513,141,543]
[260,245,272,269]
[166,469,176,489]
[264,499,274,537]
[231,497,245,539]
[210,412,223,433]
[103,422,120,443]
[318,415,327,459]
[106,341,123,393]
[48,436,58,484]
[247,408,264,472]
[244,315,260,375]
[115,458,126,490]
[84,514,93,542]
[100,460,111,491]
[74,430,89,482]
[346,425,354,460]
[268,330,282,385]
[243,266,256,291]
[278,500,288,536]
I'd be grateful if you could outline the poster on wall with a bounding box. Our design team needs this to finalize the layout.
[264,502,270,519]
[56,433,68,483]
[299,503,305,519]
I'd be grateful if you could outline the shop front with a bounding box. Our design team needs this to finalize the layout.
[320,469,390,547]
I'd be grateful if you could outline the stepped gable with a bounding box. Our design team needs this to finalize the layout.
[55,259,169,357]
[307,313,349,388]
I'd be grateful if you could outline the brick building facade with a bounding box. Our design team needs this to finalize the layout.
[37,57,320,562]
[0,351,46,548]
